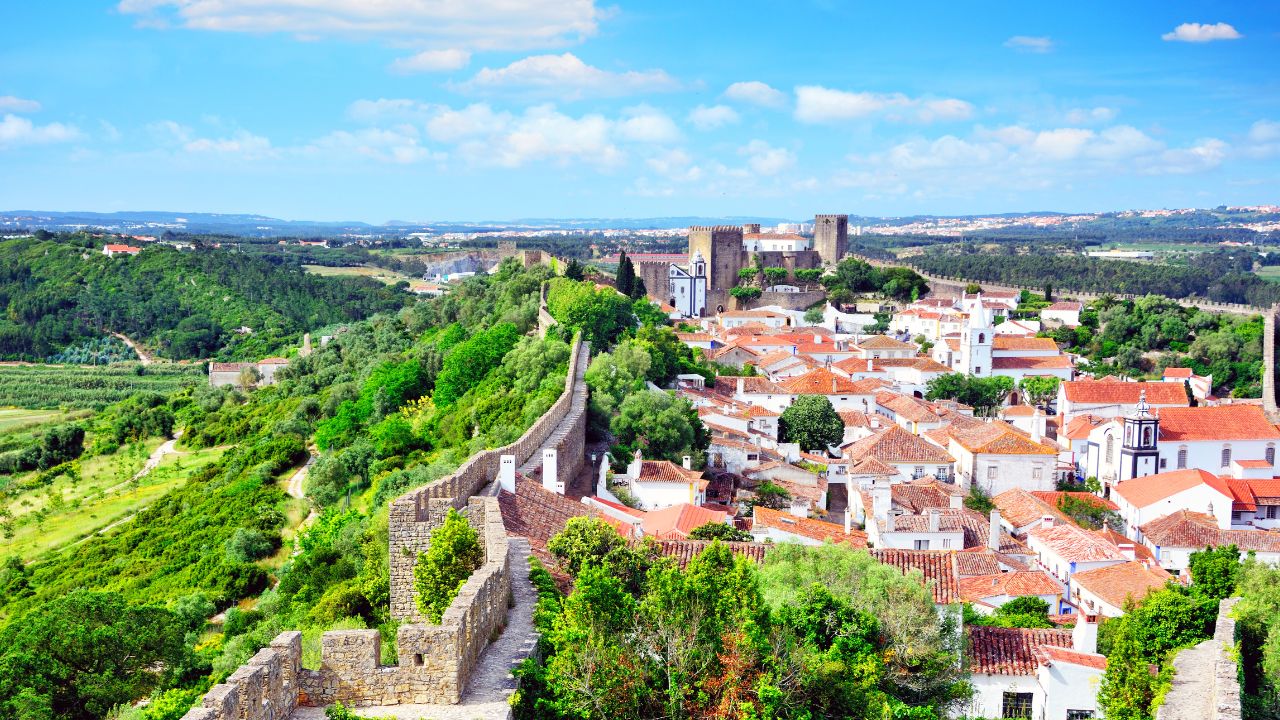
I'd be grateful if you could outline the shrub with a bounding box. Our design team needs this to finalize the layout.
[224,528,279,563]
[413,508,483,622]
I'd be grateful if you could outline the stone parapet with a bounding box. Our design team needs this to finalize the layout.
[1156,596,1241,720]
[179,631,302,720]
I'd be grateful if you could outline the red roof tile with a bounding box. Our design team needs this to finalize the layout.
[1071,561,1173,609]
[1029,523,1127,563]
[1036,645,1107,670]
[991,355,1074,370]
[844,424,955,464]
[642,503,729,540]
[1139,510,1280,552]
[993,337,1060,352]
[1156,405,1280,442]
[752,506,867,546]
[870,548,961,604]
[1112,468,1233,509]
[967,626,1074,675]
[959,571,1063,602]
[779,367,866,395]
[1062,380,1189,406]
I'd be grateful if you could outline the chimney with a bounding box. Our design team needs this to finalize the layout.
[832,377,838,394]
[927,509,940,533]
[872,478,892,522]
[885,512,896,532]
[867,359,873,372]
[1072,614,1099,655]
[596,454,610,497]
[542,449,560,494]
[682,455,692,470]
[737,377,745,396]
[628,448,643,482]
[814,334,822,344]
[988,509,1002,551]
[1118,542,1136,561]
[498,454,516,494]
[1031,419,1042,444]
[844,506,852,535]
[949,493,963,510]
[1041,515,1054,529]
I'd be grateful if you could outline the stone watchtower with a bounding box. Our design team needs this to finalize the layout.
[689,225,745,313]
[813,214,848,266]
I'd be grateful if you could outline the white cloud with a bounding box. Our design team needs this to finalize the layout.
[482,104,622,168]
[1247,120,1280,145]
[794,86,972,124]
[615,105,681,144]
[184,130,272,157]
[425,103,511,142]
[308,125,440,164]
[1141,139,1228,174]
[687,104,739,130]
[0,114,81,149]
[389,48,470,74]
[723,81,786,108]
[739,139,794,175]
[1064,106,1117,124]
[1162,22,1242,42]
[455,53,681,99]
[0,96,41,113]
[1004,35,1054,53]
[117,0,602,50]
[645,148,702,182]
[347,98,434,123]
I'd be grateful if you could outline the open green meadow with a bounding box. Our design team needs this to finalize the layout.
[0,362,205,409]
[301,264,417,285]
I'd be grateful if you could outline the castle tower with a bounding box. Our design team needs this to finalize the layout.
[813,214,848,265]
[958,294,993,377]
[741,223,762,234]
[1119,389,1160,481]
[688,225,745,313]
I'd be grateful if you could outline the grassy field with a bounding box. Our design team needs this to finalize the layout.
[0,440,228,561]
[0,408,83,434]
[302,264,417,285]
[0,362,204,409]
[1255,266,1280,283]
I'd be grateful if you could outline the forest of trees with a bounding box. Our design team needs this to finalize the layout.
[0,234,410,362]
[910,245,1280,306]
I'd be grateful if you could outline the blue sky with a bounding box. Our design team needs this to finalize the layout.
[1,1,1277,222]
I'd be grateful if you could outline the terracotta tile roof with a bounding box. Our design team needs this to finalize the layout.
[1030,491,1119,512]
[847,456,899,476]
[675,332,714,342]
[877,392,942,424]
[752,506,867,546]
[712,376,788,396]
[1112,468,1233,509]
[1247,479,1280,502]
[871,357,954,373]
[940,419,1058,455]
[957,548,1031,574]
[1045,301,1084,312]
[641,539,768,566]
[635,461,706,491]
[991,355,1074,370]
[1156,405,1280,442]
[1036,644,1107,670]
[1071,561,1173,609]
[1139,510,1280,552]
[1163,367,1193,379]
[1092,527,1156,564]
[1061,380,1189,406]
[992,337,1060,352]
[1029,523,1127,563]
[870,549,961,604]
[893,479,962,513]
[967,626,1074,676]
[1063,414,1108,440]
[720,309,790,319]
[995,488,1074,529]
[498,478,595,552]
[779,367,866,395]
[855,335,916,350]
[959,571,1063,602]
[844,424,955,464]
[1001,405,1039,417]
[642,503,729,540]
[743,404,780,418]
[591,496,645,518]
[209,362,254,373]
[258,357,289,364]
[754,349,801,367]
[956,509,1032,555]
[838,410,872,428]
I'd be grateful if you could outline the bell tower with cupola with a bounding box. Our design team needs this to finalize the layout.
[1119,389,1160,481]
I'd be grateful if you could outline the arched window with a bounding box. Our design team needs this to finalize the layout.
[1124,426,1133,446]
[1221,445,1232,468]
[1105,435,1114,464]
[1268,444,1276,466]
[1142,426,1153,446]
[1177,446,1188,469]
[978,333,986,344]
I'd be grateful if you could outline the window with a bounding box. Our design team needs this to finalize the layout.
[1267,505,1278,520]
[1160,458,1167,469]
[942,538,952,549]
[1032,467,1042,481]
[1105,435,1114,463]
[413,653,424,667]
[1268,445,1276,465]
[975,366,982,375]
[1142,426,1153,446]
[1177,446,1188,469]
[978,333,986,344]
[938,466,950,479]
[747,454,758,461]
[913,466,925,479]
[987,466,998,480]
[1222,445,1232,468]
[1001,692,1033,719]
[1067,710,1096,719]
[913,539,930,550]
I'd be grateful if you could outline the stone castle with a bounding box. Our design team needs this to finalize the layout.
[633,213,848,315]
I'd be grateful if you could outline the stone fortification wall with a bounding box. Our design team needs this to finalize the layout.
[297,496,512,707]
[1265,305,1279,421]
[738,289,827,312]
[1157,596,1241,720]
[389,333,587,621]
[180,632,302,720]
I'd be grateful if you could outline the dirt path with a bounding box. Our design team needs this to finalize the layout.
[110,332,154,364]
[100,430,184,496]
[286,452,315,500]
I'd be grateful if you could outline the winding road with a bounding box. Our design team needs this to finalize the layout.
[111,332,154,364]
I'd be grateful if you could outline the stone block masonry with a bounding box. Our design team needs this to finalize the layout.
[179,632,302,720]
[389,334,587,622]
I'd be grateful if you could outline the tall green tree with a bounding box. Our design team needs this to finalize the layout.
[610,391,708,463]
[616,251,634,298]
[414,508,483,622]
[779,395,844,451]
[1187,544,1240,600]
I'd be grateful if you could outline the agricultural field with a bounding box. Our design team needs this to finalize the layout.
[301,263,417,285]
[0,362,205,409]
[0,408,85,434]
[0,439,227,561]
[1254,265,1280,283]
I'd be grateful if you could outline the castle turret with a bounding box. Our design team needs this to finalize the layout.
[813,214,848,265]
